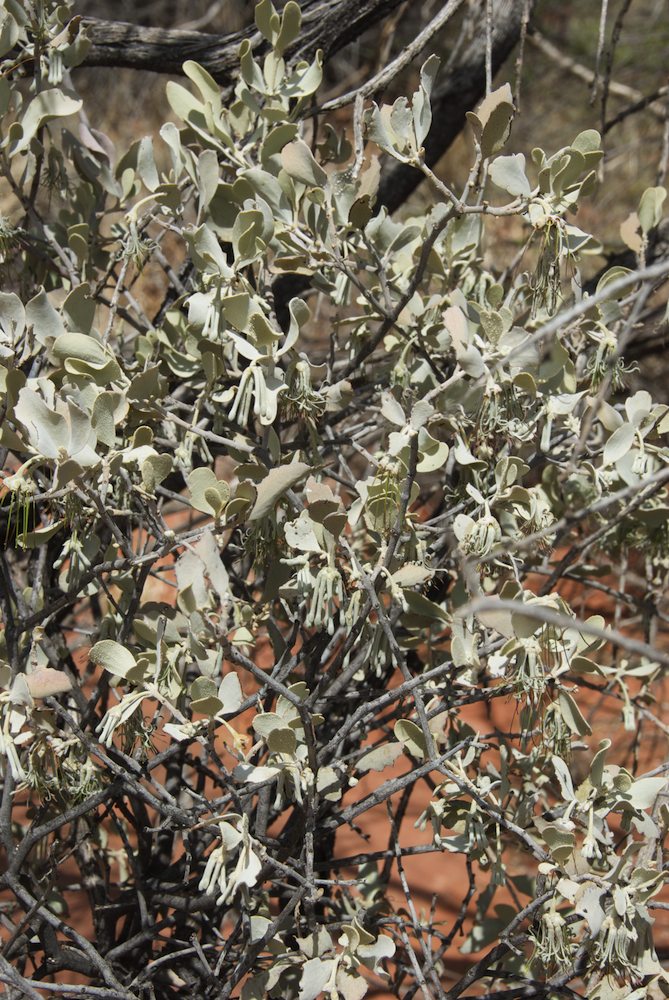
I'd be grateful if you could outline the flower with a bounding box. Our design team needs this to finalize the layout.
[531,905,572,971]
[306,565,344,635]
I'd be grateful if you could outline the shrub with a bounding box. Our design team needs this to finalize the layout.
[0,2,668,998]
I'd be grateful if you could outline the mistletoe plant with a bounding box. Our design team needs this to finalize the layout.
[0,2,668,999]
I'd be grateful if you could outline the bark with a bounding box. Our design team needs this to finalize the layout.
[78,0,406,84]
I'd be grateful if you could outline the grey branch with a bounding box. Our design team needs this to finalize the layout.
[77,0,406,83]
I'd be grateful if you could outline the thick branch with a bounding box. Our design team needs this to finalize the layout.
[78,0,405,84]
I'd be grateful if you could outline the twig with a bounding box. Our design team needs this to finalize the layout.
[318,0,467,114]
[527,29,666,122]
[497,259,669,371]
[387,799,445,1000]
[599,0,633,132]
[485,0,494,95]
[590,0,609,105]
[461,596,669,669]
[603,83,669,134]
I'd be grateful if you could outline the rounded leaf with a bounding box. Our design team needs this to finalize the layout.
[89,640,137,679]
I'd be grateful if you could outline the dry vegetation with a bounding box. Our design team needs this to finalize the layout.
[1,2,669,999]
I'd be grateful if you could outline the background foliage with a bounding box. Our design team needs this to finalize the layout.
[1,1,669,998]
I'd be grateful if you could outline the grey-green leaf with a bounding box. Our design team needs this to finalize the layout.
[357,743,403,773]
[249,462,310,522]
[394,719,426,760]
[12,88,82,155]
[89,640,137,679]
[299,958,336,1000]
[281,140,327,188]
[489,153,531,198]
[638,186,666,235]
[603,422,635,466]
